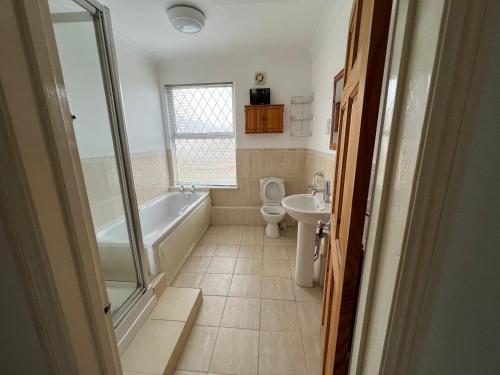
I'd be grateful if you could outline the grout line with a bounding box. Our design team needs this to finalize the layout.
[206,261,232,374]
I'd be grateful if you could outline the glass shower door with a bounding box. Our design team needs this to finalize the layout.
[49,0,147,324]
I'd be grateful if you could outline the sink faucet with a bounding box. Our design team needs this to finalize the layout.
[191,184,197,193]
[179,184,185,193]
[308,180,331,204]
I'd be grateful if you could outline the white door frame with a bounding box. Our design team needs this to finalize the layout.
[1,0,122,373]
[348,0,489,373]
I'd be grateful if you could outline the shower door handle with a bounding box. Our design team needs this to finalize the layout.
[104,302,111,314]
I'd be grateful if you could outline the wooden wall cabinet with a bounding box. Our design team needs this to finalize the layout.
[245,104,284,133]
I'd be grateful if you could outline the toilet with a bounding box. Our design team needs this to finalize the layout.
[260,177,286,238]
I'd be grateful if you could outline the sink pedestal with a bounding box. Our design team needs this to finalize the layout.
[295,222,316,287]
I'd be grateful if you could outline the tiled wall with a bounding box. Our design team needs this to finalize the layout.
[81,151,169,229]
[130,151,170,207]
[304,149,336,192]
[81,148,334,229]
[210,148,306,225]
[209,148,335,226]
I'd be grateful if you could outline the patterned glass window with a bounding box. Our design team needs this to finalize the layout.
[165,83,236,186]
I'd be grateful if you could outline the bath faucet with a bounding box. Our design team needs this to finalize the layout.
[191,185,197,193]
[179,185,185,193]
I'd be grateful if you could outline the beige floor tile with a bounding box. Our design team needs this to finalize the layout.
[214,244,240,257]
[287,246,297,262]
[221,297,260,330]
[200,274,232,296]
[259,331,307,375]
[218,225,243,245]
[263,235,287,246]
[260,299,300,332]
[122,320,184,374]
[172,272,204,288]
[296,302,322,335]
[181,256,211,273]
[285,227,298,247]
[174,371,207,375]
[200,226,220,243]
[302,334,321,375]
[177,325,218,372]
[209,328,259,375]
[286,236,298,247]
[228,275,261,298]
[195,296,226,327]
[234,258,262,275]
[263,245,289,260]
[150,287,199,321]
[238,244,263,258]
[294,283,323,302]
[241,228,264,245]
[207,257,236,274]
[261,277,295,300]
[262,259,291,277]
[192,243,217,256]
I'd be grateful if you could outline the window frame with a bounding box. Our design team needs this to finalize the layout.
[165,82,237,188]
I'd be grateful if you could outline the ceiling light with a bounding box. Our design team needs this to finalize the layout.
[167,5,205,34]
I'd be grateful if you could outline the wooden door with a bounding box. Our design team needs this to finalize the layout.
[245,106,262,133]
[321,0,392,373]
[264,105,284,133]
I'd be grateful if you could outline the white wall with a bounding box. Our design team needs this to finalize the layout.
[115,45,166,154]
[158,51,312,149]
[54,23,166,158]
[410,3,500,373]
[54,22,115,158]
[308,0,353,153]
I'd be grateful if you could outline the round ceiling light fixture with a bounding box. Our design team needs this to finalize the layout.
[167,5,205,34]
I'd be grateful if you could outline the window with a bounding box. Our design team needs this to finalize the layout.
[166,83,236,186]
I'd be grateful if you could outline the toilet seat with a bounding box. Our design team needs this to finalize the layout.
[261,204,286,215]
[260,177,285,204]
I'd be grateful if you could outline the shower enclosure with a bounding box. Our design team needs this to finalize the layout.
[48,0,153,349]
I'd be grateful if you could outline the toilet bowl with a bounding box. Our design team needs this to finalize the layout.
[260,177,286,238]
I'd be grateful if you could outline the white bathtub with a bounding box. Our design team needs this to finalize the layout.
[97,191,211,282]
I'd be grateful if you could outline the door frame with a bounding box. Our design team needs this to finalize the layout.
[347,0,490,373]
[0,0,130,373]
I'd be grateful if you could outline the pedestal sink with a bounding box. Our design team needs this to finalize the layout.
[282,194,331,287]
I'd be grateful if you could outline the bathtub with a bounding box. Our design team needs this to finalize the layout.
[97,191,211,283]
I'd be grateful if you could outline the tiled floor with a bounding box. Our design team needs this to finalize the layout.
[173,225,323,375]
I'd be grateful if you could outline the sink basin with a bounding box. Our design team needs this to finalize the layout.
[282,194,332,287]
[282,194,331,225]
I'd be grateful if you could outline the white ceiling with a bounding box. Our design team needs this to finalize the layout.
[99,0,329,61]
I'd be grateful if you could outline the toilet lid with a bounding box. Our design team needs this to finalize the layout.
[260,177,285,203]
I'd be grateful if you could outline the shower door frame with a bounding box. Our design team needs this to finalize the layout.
[68,0,152,328]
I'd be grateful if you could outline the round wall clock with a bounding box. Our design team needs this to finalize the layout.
[255,72,266,85]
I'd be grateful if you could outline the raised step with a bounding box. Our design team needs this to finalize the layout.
[121,287,202,375]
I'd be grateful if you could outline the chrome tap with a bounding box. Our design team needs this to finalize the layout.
[308,180,331,204]
[179,184,185,193]
[191,184,197,193]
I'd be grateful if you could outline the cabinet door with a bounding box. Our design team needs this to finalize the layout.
[263,106,283,133]
[245,107,262,133]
